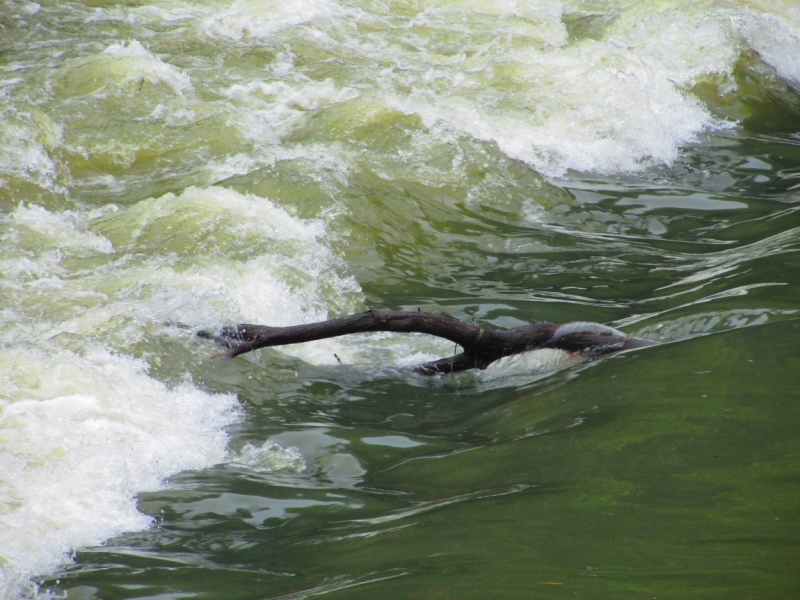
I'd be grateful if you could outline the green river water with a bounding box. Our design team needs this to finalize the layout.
[1,0,800,598]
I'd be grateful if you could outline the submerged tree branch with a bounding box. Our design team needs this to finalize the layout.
[201,309,655,375]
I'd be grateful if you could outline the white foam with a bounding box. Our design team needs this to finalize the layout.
[234,440,307,472]
[224,79,359,136]
[4,188,448,370]
[84,186,361,329]
[21,2,41,16]
[611,9,740,86]
[128,4,200,26]
[736,7,800,85]
[0,109,64,192]
[353,2,799,176]
[50,1,800,181]
[202,0,342,41]
[102,40,194,96]
[0,186,373,593]
[9,205,115,256]
[0,347,240,598]
[18,0,800,188]
[383,13,727,176]
[57,40,193,98]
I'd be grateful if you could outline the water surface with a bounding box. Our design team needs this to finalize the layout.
[1,0,800,598]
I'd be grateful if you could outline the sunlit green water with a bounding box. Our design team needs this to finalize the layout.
[2,0,800,598]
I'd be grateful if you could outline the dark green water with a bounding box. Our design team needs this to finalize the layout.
[50,130,800,600]
[2,1,800,598]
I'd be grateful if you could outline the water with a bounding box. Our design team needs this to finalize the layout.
[1,0,799,598]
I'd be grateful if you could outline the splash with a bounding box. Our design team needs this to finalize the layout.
[234,440,307,472]
[0,348,240,598]
[0,186,366,594]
